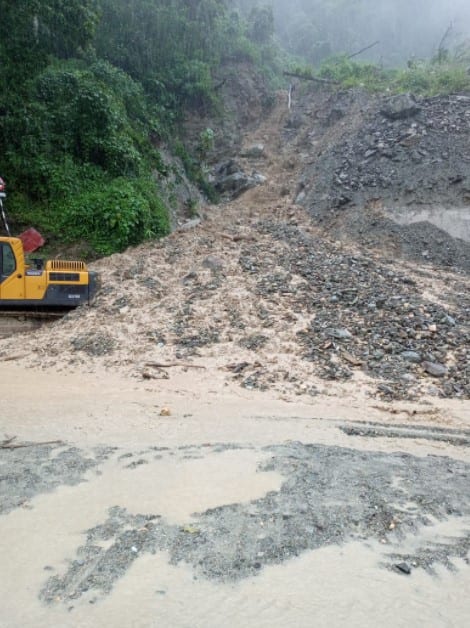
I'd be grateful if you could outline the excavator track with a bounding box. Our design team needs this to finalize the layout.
[0,310,68,339]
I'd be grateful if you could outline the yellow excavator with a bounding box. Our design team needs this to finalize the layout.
[0,236,99,308]
[0,178,99,311]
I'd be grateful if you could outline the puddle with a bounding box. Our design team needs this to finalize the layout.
[1,443,469,628]
[0,447,282,626]
[3,541,470,628]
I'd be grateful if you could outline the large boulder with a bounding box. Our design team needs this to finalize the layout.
[380,93,421,120]
[241,143,266,158]
[211,160,266,198]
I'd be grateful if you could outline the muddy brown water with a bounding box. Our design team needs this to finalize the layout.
[1,360,469,628]
[2,445,470,628]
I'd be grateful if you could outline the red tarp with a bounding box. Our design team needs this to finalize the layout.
[18,228,45,253]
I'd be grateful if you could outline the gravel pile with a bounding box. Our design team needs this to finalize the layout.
[296,91,470,271]
[1,206,468,401]
[234,219,470,399]
[303,93,470,212]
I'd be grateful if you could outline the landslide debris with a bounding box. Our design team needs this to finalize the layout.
[0,88,469,402]
[1,201,468,402]
[33,441,470,603]
[304,93,470,213]
[293,89,470,271]
[0,444,115,515]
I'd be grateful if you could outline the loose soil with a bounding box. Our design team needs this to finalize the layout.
[0,88,469,628]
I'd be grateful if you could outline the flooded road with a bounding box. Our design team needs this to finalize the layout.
[2,434,470,627]
[1,366,469,628]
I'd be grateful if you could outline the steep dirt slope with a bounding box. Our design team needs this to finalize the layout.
[0,92,468,402]
[291,88,470,270]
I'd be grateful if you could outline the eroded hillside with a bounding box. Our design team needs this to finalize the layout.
[1,88,468,403]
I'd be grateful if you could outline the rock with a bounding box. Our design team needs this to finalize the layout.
[422,361,448,378]
[380,93,421,120]
[215,159,242,176]
[241,144,265,158]
[214,172,254,196]
[327,328,352,340]
[159,407,172,416]
[324,107,346,128]
[213,165,266,199]
[202,255,224,272]
[441,314,456,326]
[285,113,303,129]
[401,351,422,363]
[142,369,169,381]
[178,217,201,232]
[252,172,267,185]
[394,562,412,575]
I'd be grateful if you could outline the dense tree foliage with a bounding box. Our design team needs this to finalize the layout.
[95,0,278,110]
[0,0,99,84]
[0,0,271,255]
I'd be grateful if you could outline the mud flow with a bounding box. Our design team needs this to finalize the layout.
[0,86,469,627]
[1,421,469,628]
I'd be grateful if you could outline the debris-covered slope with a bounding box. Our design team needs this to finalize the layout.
[292,89,470,271]
[1,196,468,401]
[0,89,469,402]
[301,92,470,213]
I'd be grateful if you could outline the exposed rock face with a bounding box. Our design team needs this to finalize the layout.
[155,148,205,229]
[183,61,275,160]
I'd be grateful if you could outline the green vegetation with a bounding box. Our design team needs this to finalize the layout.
[394,60,470,96]
[0,0,280,257]
[302,54,470,95]
[1,59,170,255]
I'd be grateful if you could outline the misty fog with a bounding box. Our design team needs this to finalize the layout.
[235,0,470,65]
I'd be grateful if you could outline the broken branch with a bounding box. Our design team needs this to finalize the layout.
[144,362,206,370]
[283,71,339,85]
[347,40,380,60]
[1,438,65,449]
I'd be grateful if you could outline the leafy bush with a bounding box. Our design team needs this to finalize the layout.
[395,61,470,96]
[59,176,169,256]
[0,59,170,255]
[319,56,391,91]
